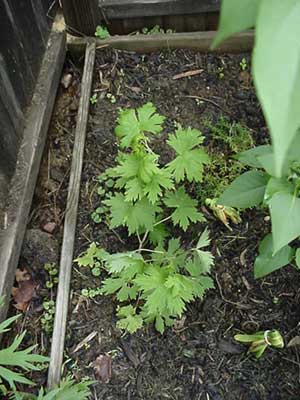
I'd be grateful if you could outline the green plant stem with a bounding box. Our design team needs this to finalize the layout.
[153,215,172,227]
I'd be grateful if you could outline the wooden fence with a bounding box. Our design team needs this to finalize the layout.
[61,0,220,36]
[0,0,52,194]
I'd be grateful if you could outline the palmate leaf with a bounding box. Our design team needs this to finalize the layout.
[103,251,144,273]
[74,242,108,267]
[0,330,49,390]
[135,266,194,318]
[148,223,169,246]
[115,103,165,148]
[164,187,205,231]
[112,153,173,203]
[105,193,161,234]
[101,260,144,302]
[167,127,210,182]
[116,305,143,333]
[142,169,174,204]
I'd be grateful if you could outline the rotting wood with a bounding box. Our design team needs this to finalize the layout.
[0,26,66,325]
[99,0,220,19]
[61,0,101,36]
[47,41,96,388]
[67,30,254,55]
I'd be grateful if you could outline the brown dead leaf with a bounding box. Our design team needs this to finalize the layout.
[12,280,37,312]
[42,222,57,234]
[172,69,203,80]
[173,316,186,331]
[93,354,112,383]
[15,268,31,282]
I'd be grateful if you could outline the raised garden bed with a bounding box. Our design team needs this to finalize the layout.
[4,41,300,399]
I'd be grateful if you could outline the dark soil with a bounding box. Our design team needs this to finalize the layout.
[14,49,300,399]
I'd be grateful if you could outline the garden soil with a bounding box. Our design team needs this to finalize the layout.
[11,49,300,400]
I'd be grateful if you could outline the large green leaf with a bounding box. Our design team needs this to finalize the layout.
[253,0,300,176]
[254,234,294,278]
[212,0,261,48]
[236,145,272,168]
[218,171,269,209]
[264,177,294,203]
[269,192,300,253]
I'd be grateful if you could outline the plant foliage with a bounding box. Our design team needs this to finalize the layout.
[76,233,214,334]
[75,103,214,333]
[12,377,93,400]
[213,0,300,177]
[0,306,49,393]
[214,0,300,277]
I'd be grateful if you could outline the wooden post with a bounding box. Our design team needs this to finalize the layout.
[61,0,101,36]
[0,24,66,325]
[47,41,96,388]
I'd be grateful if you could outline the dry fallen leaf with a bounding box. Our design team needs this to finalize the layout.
[12,280,37,312]
[42,222,57,234]
[15,268,31,282]
[93,354,112,383]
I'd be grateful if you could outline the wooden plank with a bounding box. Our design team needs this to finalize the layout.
[100,0,220,19]
[0,56,24,139]
[0,0,34,107]
[67,31,254,54]
[0,99,20,179]
[0,24,66,326]
[61,0,101,36]
[47,41,96,388]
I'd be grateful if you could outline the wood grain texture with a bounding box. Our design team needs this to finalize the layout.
[67,30,254,54]
[0,27,66,326]
[47,41,96,388]
[61,0,100,36]
[100,0,220,19]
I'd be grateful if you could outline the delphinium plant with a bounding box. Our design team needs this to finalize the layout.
[76,103,215,333]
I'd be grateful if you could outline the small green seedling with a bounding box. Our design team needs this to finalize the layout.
[141,25,174,35]
[95,25,110,39]
[44,263,58,289]
[240,58,247,71]
[234,329,284,359]
[217,66,224,79]
[81,287,102,298]
[41,300,55,333]
[106,93,116,104]
[90,94,98,105]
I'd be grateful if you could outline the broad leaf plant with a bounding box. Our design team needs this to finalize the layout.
[213,0,300,277]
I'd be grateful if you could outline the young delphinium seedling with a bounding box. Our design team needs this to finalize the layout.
[75,103,214,334]
[239,57,248,71]
[95,25,110,39]
[90,94,98,105]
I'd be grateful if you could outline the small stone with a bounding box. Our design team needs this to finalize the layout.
[61,73,73,89]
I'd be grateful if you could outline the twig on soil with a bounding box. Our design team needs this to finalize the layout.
[215,273,251,310]
[104,221,125,244]
[176,95,233,117]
